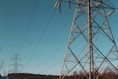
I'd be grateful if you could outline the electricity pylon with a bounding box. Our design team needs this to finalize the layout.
[54,0,118,79]
[0,61,4,70]
[9,53,22,73]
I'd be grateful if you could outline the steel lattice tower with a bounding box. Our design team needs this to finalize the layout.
[10,53,22,73]
[54,0,118,79]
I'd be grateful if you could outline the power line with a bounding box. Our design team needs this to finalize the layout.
[18,0,39,54]
[26,9,56,65]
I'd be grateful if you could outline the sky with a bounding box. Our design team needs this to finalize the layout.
[0,0,117,76]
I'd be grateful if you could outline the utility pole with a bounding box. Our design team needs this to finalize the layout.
[54,0,118,79]
[9,53,22,73]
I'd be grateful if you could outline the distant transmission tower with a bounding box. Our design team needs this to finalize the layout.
[54,0,118,79]
[0,60,4,71]
[9,53,22,73]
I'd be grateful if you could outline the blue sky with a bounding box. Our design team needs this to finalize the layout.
[0,0,118,76]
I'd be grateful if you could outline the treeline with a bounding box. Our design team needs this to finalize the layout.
[8,73,59,79]
[72,67,118,79]
[72,71,118,79]
[8,67,118,79]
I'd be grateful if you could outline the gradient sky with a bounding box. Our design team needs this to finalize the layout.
[0,0,118,76]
